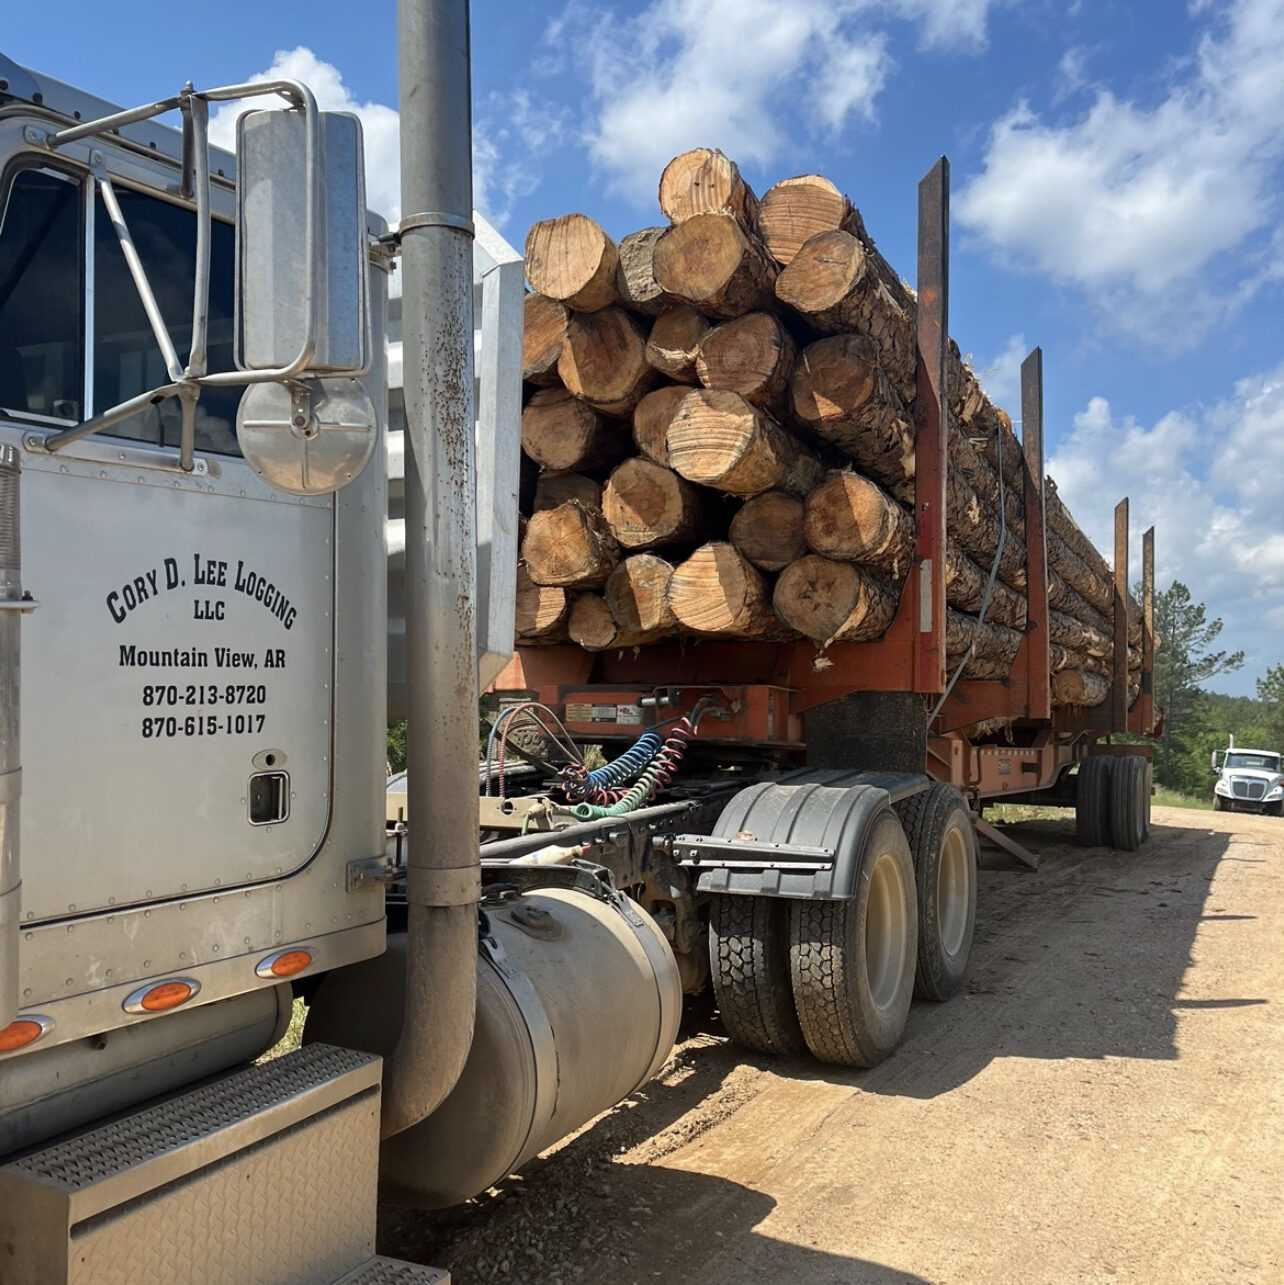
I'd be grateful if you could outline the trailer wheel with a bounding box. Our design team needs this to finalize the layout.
[1075,756,1115,848]
[1110,756,1149,851]
[896,785,977,1002]
[709,894,806,1057]
[788,809,917,1067]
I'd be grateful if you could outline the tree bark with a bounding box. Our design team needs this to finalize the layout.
[521,501,619,587]
[605,554,678,635]
[644,304,709,383]
[658,148,759,230]
[524,213,621,313]
[756,174,856,266]
[1048,570,1112,638]
[667,389,824,498]
[1049,609,1112,658]
[802,469,915,578]
[558,307,659,416]
[522,293,568,386]
[944,545,1028,630]
[945,466,1028,591]
[668,543,792,638]
[773,555,900,643]
[654,213,778,319]
[944,610,1023,667]
[615,226,671,315]
[695,310,796,413]
[520,386,627,472]
[632,384,689,465]
[602,457,708,551]
[533,470,601,513]
[568,593,668,651]
[728,490,807,572]
[515,567,570,643]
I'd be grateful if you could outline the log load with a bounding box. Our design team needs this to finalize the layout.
[521,387,626,472]
[522,294,568,385]
[606,555,678,636]
[525,214,620,313]
[569,593,667,651]
[728,490,807,572]
[602,458,708,551]
[515,150,1135,723]
[668,543,793,638]
[666,389,824,498]
[654,214,778,319]
[558,307,658,416]
[644,304,709,383]
[521,501,619,587]
[774,555,899,644]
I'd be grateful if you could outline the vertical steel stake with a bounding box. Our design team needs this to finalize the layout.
[1112,499,1130,733]
[1020,348,1051,720]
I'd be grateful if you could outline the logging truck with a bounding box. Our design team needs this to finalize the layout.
[0,4,1156,1280]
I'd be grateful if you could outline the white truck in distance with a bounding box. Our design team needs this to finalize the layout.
[1212,741,1284,815]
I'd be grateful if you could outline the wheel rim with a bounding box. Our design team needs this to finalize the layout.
[865,851,909,1010]
[937,825,971,958]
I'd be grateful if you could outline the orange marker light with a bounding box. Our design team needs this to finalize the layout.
[255,949,313,979]
[123,978,201,1015]
[0,1017,51,1053]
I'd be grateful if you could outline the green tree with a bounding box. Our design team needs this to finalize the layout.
[1153,581,1244,789]
[1256,664,1284,749]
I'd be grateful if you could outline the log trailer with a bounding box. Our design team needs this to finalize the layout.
[0,2,1156,1281]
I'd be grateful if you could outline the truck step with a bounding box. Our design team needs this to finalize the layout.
[0,1042,388,1285]
[336,1258,450,1284]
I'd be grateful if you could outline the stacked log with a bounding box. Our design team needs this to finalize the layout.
[516,151,1135,712]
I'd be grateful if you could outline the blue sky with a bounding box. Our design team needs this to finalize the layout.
[6,0,1283,696]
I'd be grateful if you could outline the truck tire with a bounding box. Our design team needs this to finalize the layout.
[788,808,917,1067]
[1075,756,1114,848]
[709,894,806,1057]
[1213,795,1226,812]
[1110,756,1148,852]
[896,785,978,1002]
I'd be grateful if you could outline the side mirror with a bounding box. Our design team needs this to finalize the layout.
[236,107,370,375]
[1210,751,1218,770]
[234,106,376,495]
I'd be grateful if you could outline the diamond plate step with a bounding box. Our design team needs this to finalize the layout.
[337,1257,451,1284]
[0,1043,384,1285]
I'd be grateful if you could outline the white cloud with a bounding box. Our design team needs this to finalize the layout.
[956,0,1284,349]
[206,46,546,230]
[555,0,1000,208]
[1047,358,1284,689]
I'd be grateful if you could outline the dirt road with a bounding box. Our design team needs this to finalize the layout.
[381,807,1284,1284]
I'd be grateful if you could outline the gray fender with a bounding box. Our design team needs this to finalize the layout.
[674,771,927,901]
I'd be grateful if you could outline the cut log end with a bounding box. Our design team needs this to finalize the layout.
[653,214,776,319]
[522,293,569,385]
[558,307,658,416]
[756,174,852,266]
[524,213,620,313]
[521,501,620,588]
[602,457,705,551]
[729,490,806,572]
[644,304,710,384]
[668,542,786,637]
[605,554,677,635]
[773,555,899,644]
[658,148,759,228]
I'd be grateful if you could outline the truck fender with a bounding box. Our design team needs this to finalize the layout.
[673,772,928,901]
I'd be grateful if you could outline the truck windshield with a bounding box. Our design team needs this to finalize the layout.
[1225,753,1279,771]
[0,162,241,454]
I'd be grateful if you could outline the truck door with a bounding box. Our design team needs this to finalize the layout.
[0,160,335,922]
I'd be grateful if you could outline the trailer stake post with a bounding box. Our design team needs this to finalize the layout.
[1112,498,1130,734]
[1019,347,1051,721]
[913,157,949,695]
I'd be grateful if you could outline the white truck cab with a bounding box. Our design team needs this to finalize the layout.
[1212,739,1284,815]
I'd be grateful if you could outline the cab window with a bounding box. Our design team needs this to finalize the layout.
[0,161,241,456]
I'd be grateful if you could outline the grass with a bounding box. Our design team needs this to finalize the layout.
[1152,786,1213,810]
[258,997,308,1062]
